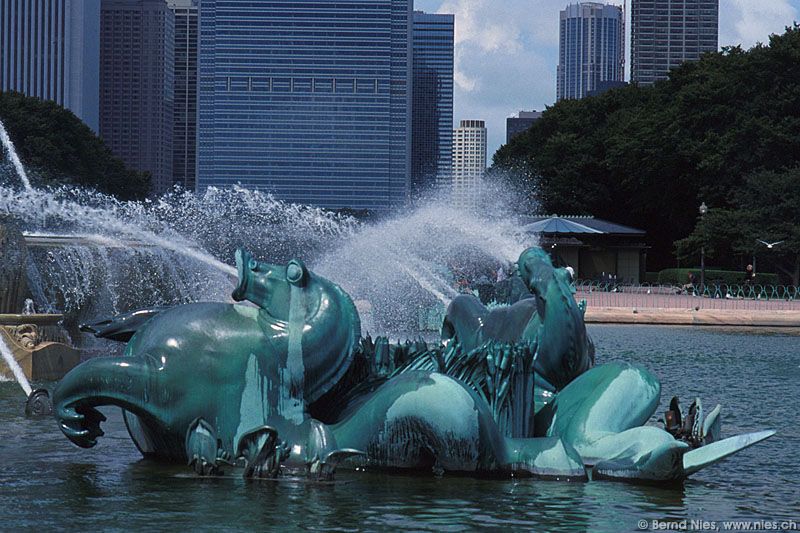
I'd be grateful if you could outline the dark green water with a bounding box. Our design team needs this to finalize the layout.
[1,326,798,531]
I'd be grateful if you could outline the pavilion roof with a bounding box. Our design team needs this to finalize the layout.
[521,215,646,236]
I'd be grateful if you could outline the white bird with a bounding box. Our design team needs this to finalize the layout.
[758,239,784,249]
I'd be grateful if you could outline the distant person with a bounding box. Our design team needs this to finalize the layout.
[683,272,696,294]
[743,264,755,285]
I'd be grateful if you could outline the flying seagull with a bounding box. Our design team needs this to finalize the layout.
[758,240,784,249]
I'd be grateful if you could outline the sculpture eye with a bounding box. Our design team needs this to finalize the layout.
[248,259,258,271]
[286,260,306,285]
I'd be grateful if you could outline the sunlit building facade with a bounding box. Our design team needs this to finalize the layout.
[557,2,624,100]
[631,0,719,85]
[451,119,486,208]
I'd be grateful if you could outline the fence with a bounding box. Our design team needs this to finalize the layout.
[574,281,800,311]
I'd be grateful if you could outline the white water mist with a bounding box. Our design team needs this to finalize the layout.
[0,334,33,396]
[1,144,535,336]
[0,119,32,191]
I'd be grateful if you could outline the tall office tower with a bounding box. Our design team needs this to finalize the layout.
[411,10,454,195]
[168,0,197,190]
[197,0,412,211]
[100,0,174,195]
[451,119,486,208]
[506,110,543,144]
[0,0,100,131]
[631,0,718,85]
[557,2,624,101]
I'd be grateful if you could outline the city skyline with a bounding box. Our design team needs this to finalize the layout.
[415,0,799,157]
[2,0,797,205]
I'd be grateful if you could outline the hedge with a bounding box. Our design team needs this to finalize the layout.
[656,268,779,286]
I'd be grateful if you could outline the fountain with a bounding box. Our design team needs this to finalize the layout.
[2,116,774,484]
[53,247,774,483]
[0,118,530,419]
[0,220,78,416]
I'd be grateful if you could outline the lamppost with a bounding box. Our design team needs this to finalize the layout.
[699,202,708,288]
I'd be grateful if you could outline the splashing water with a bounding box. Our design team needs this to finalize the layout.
[0,181,360,329]
[8,187,236,277]
[315,197,536,333]
[0,333,33,396]
[1,132,535,337]
[0,119,32,191]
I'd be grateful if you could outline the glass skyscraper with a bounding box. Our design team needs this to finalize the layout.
[197,0,412,211]
[631,0,719,85]
[168,0,197,191]
[557,2,624,101]
[100,0,174,195]
[411,10,453,195]
[0,0,100,131]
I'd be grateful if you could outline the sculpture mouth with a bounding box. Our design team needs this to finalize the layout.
[231,248,250,301]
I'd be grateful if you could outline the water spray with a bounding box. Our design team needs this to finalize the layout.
[0,332,52,417]
[0,118,33,191]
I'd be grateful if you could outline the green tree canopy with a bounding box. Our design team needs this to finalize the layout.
[491,25,800,272]
[675,167,800,285]
[0,91,150,199]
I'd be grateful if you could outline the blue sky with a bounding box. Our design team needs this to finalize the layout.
[414,0,800,158]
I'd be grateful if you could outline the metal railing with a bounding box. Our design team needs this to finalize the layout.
[574,281,800,310]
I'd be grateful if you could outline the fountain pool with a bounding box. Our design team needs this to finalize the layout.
[0,326,796,530]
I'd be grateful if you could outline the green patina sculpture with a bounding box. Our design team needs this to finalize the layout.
[54,247,774,482]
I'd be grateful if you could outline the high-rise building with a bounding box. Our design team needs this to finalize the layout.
[197,0,412,211]
[586,79,627,96]
[0,0,100,131]
[100,0,174,195]
[168,0,197,190]
[557,2,624,101]
[506,110,543,144]
[411,10,454,195]
[631,0,719,85]
[451,119,486,208]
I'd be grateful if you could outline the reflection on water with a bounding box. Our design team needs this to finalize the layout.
[1,326,798,531]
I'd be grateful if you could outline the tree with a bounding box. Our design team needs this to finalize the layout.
[0,91,150,199]
[491,25,800,271]
[675,168,800,285]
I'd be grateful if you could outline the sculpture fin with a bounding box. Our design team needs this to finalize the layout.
[701,404,722,444]
[80,307,168,342]
[682,430,776,476]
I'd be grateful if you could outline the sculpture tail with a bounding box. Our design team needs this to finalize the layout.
[682,430,775,476]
